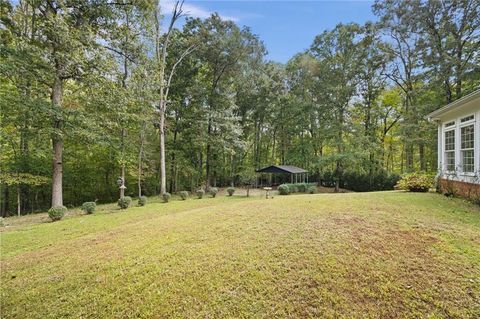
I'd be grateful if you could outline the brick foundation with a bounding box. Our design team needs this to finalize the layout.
[438,178,480,199]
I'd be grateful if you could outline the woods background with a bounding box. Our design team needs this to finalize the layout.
[1,0,479,215]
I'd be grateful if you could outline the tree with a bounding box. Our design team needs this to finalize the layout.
[151,0,195,195]
[310,23,363,191]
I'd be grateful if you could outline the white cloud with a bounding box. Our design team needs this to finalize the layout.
[161,1,239,22]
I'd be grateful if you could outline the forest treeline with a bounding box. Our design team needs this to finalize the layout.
[1,0,479,215]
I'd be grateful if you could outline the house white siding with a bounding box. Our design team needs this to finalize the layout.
[428,90,480,185]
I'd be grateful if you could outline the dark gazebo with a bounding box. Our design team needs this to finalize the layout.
[256,165,308,186]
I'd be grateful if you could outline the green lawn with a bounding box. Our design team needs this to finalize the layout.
[1,192,479,318]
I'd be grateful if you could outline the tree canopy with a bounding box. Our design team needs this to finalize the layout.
[1,0,479,215]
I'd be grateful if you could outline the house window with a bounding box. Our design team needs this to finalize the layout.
[460,124,475,173]
[445,121,455,127]
[461,115,474,123]
[444,129,455,171]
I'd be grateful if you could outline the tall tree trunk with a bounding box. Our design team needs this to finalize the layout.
[51,76,63,207]
[205,118,212,190]
[138,121,146,198]
[159,106,167,194]
[120,127,126,198]
[17,185,21,217]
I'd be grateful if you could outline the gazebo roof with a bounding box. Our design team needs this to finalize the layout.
[256,165,307,174]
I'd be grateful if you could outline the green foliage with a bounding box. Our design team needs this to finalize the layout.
[162,193,171,203]
[179,191,189,200]
[48,206,67,221]
[227,187,235,196]
[343,171,401,192]
[278,184,290,195]
[396,173,434,192]
[308,186,317,194]
[297,183,308,193]
[81,202,96,214]
[0,217,4,227]
[0,173,49,186]
[280,183,317,193]
[196,189,205,199]
[138,196,147,206]
[117,196,132,209]
[209,187,219,198]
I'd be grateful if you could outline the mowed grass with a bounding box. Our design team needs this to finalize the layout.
[1,192,479,318]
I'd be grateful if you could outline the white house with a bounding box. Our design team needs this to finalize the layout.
[427,89,480,196]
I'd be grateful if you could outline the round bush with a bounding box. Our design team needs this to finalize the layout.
[179,191,189,200]
[162,192,171,203]
[138,196,147,206]
[227,187,235,196]
[48,205,67,221]
[289,184,298,193]
[81,202,96,214]
[396,173,433,192]
[196,189,205,199]
[308,186,317,194]
[278,184,290,195]
[209,187,219,198]
[118,196,132,209]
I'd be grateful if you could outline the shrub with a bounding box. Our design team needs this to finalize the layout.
[81,202,96,214]
[138,196,147,206]
[0,217,4,227]
[289,184,298,193]
[209,187,219,198]
[308,186,317,194]
[179,191,189,200]
[48,206,67,221]
[162,192,171,203]
[297,183,308,192]
[339,171,400,192]
[227,187,235,196]
[196,189,205,199]
[278,184,290,195]
[396,173,434,192]
[118,196,132,209]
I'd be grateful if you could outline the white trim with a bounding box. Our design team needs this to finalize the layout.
[427,89,480,120]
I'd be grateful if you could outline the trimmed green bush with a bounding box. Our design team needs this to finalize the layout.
[297,183,308,193]
[118,196,132,209]
[179,191,189,200]
[196,189,205,199]
[308,186,317,194]
[209,187,219,198]
[396,173,434,192]
[278,184,290,195]
[281,183,316,193]
[227,187,235,196]
[138,196,147,206]
[48,206,67,221]
[81,202,96,214]
[162,192,171,203]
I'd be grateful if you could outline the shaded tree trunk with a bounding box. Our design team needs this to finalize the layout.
[51,76,63,207]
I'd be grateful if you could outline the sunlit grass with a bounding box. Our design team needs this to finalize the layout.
[1,191,479,318]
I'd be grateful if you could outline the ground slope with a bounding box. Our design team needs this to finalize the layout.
[1,192,479,318]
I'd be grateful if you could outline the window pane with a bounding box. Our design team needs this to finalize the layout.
[445,151,455,171]
[462,150,474,172]
[445,130,455,151]
[461,125,474,149]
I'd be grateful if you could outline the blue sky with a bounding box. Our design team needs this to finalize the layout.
[164,1,377,63]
